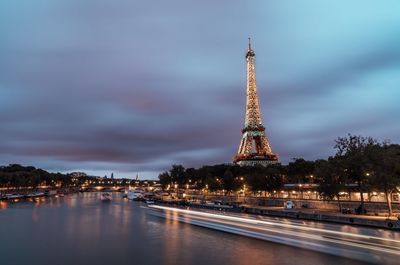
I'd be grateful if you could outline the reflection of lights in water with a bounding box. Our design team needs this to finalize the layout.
[163,207,180,226]
[0,201,8,209]
[149,205,400,244]
[148,205,400,265]
[32,208,40,222]
[33,197,46,206]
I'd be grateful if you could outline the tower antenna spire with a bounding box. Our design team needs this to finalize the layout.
[248,37,251,50]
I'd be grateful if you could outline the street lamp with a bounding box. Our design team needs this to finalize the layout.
[174,183,178,199]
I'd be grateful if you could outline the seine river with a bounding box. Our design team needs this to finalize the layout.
[0,193,371,265]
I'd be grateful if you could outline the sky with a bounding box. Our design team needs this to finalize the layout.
[1,1,400,179]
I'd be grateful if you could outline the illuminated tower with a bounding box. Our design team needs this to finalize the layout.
[233,38,278,166]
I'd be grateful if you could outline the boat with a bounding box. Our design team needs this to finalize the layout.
[25,192,45,198]
[44,190,57,197]
[100,192,112,202]
[143,191,155,198]
[5,194,25,200]
[126,188,144,201]
[145,199,155,204]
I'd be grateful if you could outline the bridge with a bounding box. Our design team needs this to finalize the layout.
[79,185,129,192]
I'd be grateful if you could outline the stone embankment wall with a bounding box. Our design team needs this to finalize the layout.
[202,195,400,230]
[242,206,400,230]
[204,195,400,213]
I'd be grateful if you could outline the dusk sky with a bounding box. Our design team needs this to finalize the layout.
[1,1,400,179]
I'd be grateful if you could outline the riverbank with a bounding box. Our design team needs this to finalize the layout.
[0,188,76,201]
[156,199,400,230]
[242,204,400,230]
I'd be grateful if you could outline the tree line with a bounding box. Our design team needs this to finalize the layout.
[0,164,134,189]
[159,135,400,215]
[0,164,72,188]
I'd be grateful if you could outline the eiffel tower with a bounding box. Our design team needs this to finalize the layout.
[233,38,278,166]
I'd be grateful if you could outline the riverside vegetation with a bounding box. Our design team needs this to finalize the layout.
[159,135,400,216]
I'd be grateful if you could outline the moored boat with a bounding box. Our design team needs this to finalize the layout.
[25,192,45,198]
[44,190,58,197]
[145,199,155,204]
[5,194,25,200]
[100,192,112,202]
[127,188,144,201]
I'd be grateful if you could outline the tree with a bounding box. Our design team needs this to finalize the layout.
[0,164,73,189]
[169,165,186,186]
[287,158,315,183]
[158,171,171,188]
[366,143,400,216]
[264,164,285,193]
[246,164,284,195]
[204,174,221,191]
[247,168,265,194]
[185,168,196,184]
[334,134,377,214]
[315,158,347,212]
[222,169,240,194]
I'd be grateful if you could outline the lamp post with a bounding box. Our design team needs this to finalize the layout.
[299,184,303,199]
[174,183,178,199]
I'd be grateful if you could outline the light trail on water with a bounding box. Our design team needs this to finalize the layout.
[147,205,400,264]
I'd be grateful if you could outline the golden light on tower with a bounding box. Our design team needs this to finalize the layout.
[234,38,278,166]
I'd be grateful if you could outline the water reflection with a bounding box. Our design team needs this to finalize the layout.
[0,193,372,265]
[0,201,7,209]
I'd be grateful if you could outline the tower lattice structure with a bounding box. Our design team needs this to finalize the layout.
[233,39,278,166]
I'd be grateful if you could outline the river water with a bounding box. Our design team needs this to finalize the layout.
[0,193,371,265]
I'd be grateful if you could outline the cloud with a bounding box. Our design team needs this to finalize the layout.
[1,1,400,178]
